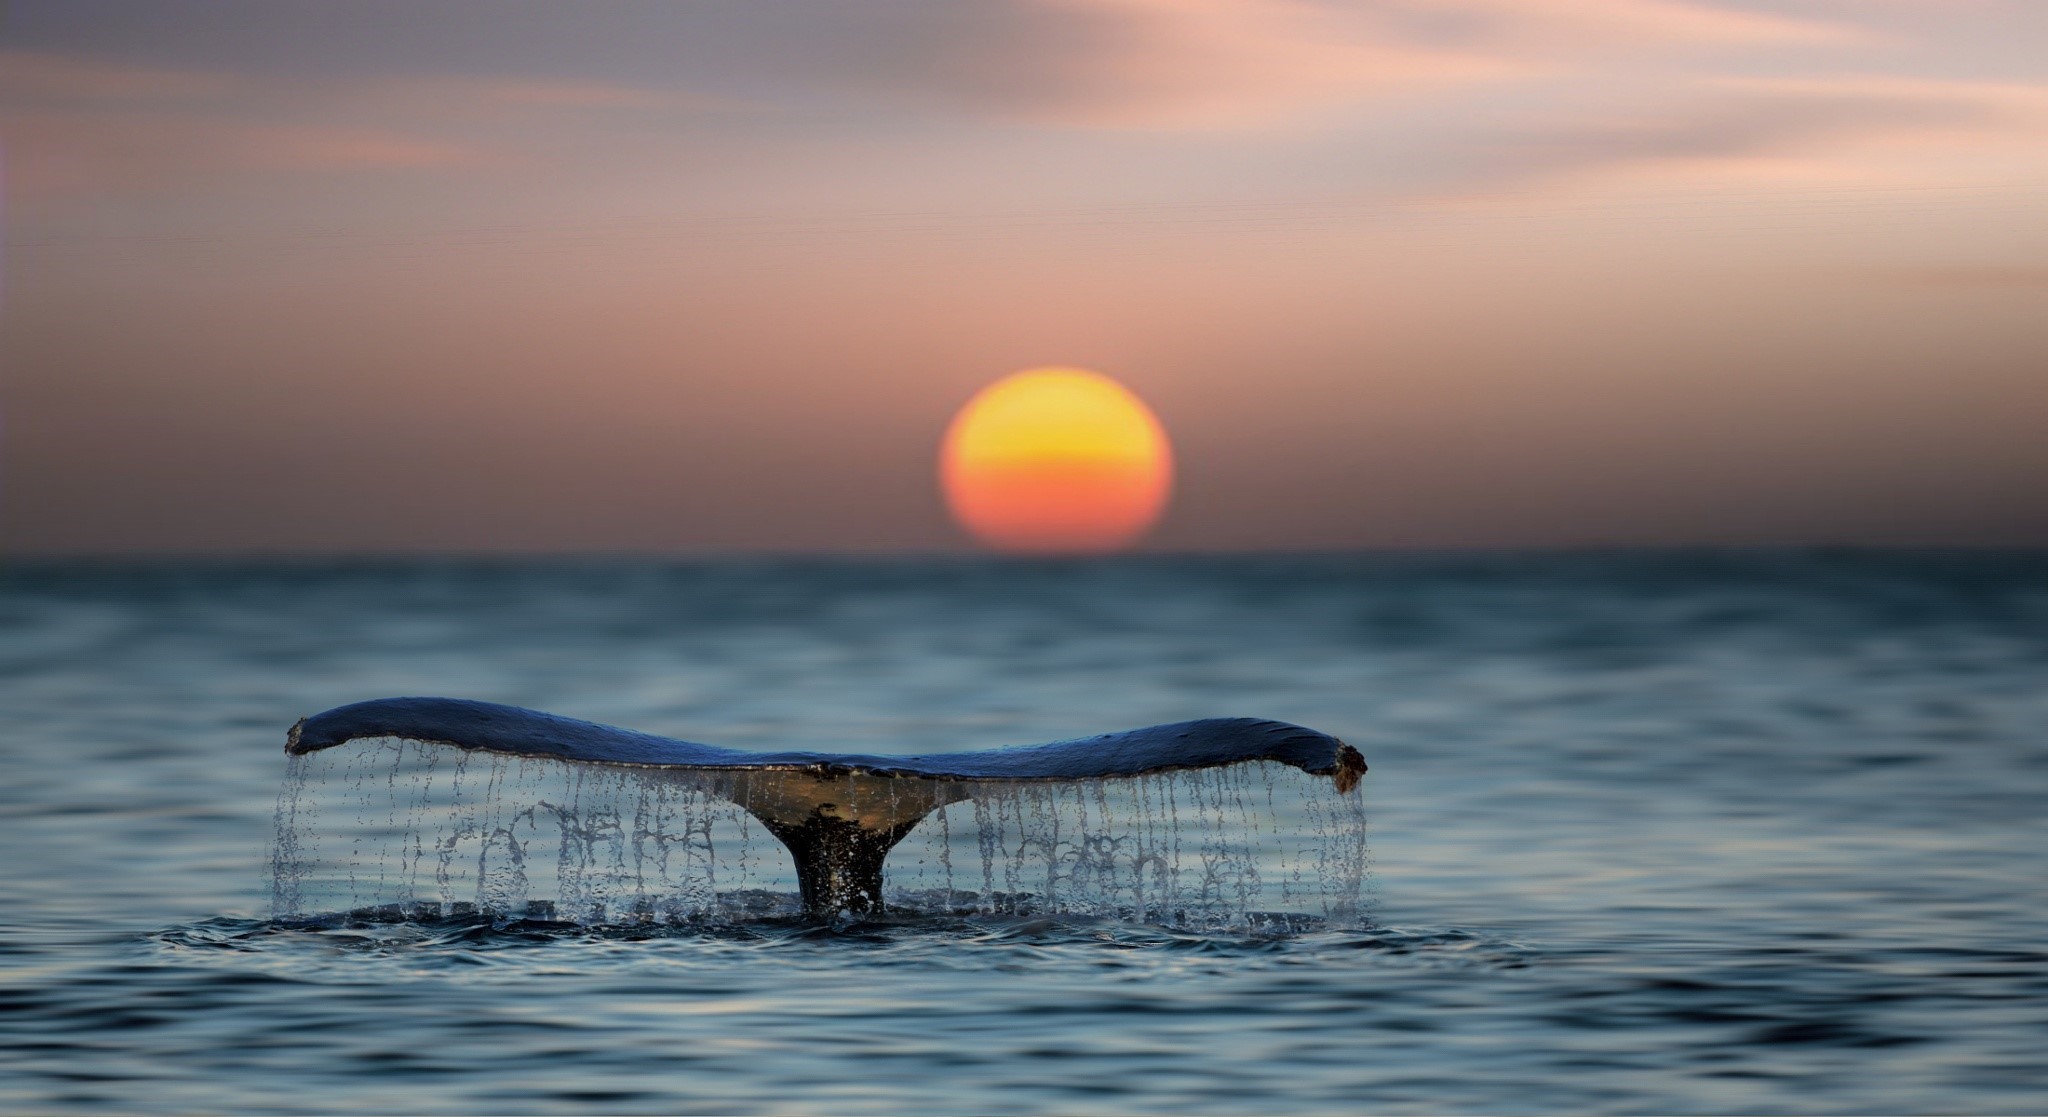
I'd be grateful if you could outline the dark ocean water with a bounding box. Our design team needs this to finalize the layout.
[2,553,2044,1115]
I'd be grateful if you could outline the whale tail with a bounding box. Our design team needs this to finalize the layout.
[287,698,1364,919]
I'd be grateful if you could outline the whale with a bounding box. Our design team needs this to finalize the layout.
[288,697,1365,920]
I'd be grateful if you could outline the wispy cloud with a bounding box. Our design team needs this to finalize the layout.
[840,0,1519,130]
[4,110,490,198]
[3,3,2033,204]
[0,49,234,103]
[1408,0,1858,49]
[818,0,1862,129]
[1421,72,2048,197]
[0,51,720,199]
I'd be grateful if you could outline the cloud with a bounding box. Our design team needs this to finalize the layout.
[0,52,715,199]
[3,5,2026,203]
[4,110,490,198]
[840,0,1519,130]
[1405,0,1857,49]
[1722,74,2048,119]
[315,75,742,118]
[814,0,1861,129]
[1,55,485,198]
[1428,73,2048,195]
[0,49,235,103]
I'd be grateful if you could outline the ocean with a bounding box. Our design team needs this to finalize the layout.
[2,553,2044,1114]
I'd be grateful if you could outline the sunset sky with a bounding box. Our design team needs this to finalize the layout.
[3,0,2044,553]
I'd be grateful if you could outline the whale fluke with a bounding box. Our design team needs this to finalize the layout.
[287,697,1364,919]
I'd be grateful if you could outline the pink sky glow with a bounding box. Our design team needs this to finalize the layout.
[3,0,2044,552]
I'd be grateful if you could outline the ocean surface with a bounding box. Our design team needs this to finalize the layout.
[2,553,2044,1115]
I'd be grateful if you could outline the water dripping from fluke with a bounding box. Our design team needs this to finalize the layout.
[273,698,1369,930]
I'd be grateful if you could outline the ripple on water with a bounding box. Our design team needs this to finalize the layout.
[149,912,1538,979]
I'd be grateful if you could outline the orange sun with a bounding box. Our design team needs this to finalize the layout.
[941,367,1173,553]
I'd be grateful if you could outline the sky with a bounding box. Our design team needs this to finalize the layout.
[2,0,2044,553]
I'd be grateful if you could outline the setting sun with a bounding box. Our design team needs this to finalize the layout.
[941,368,1174,554]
